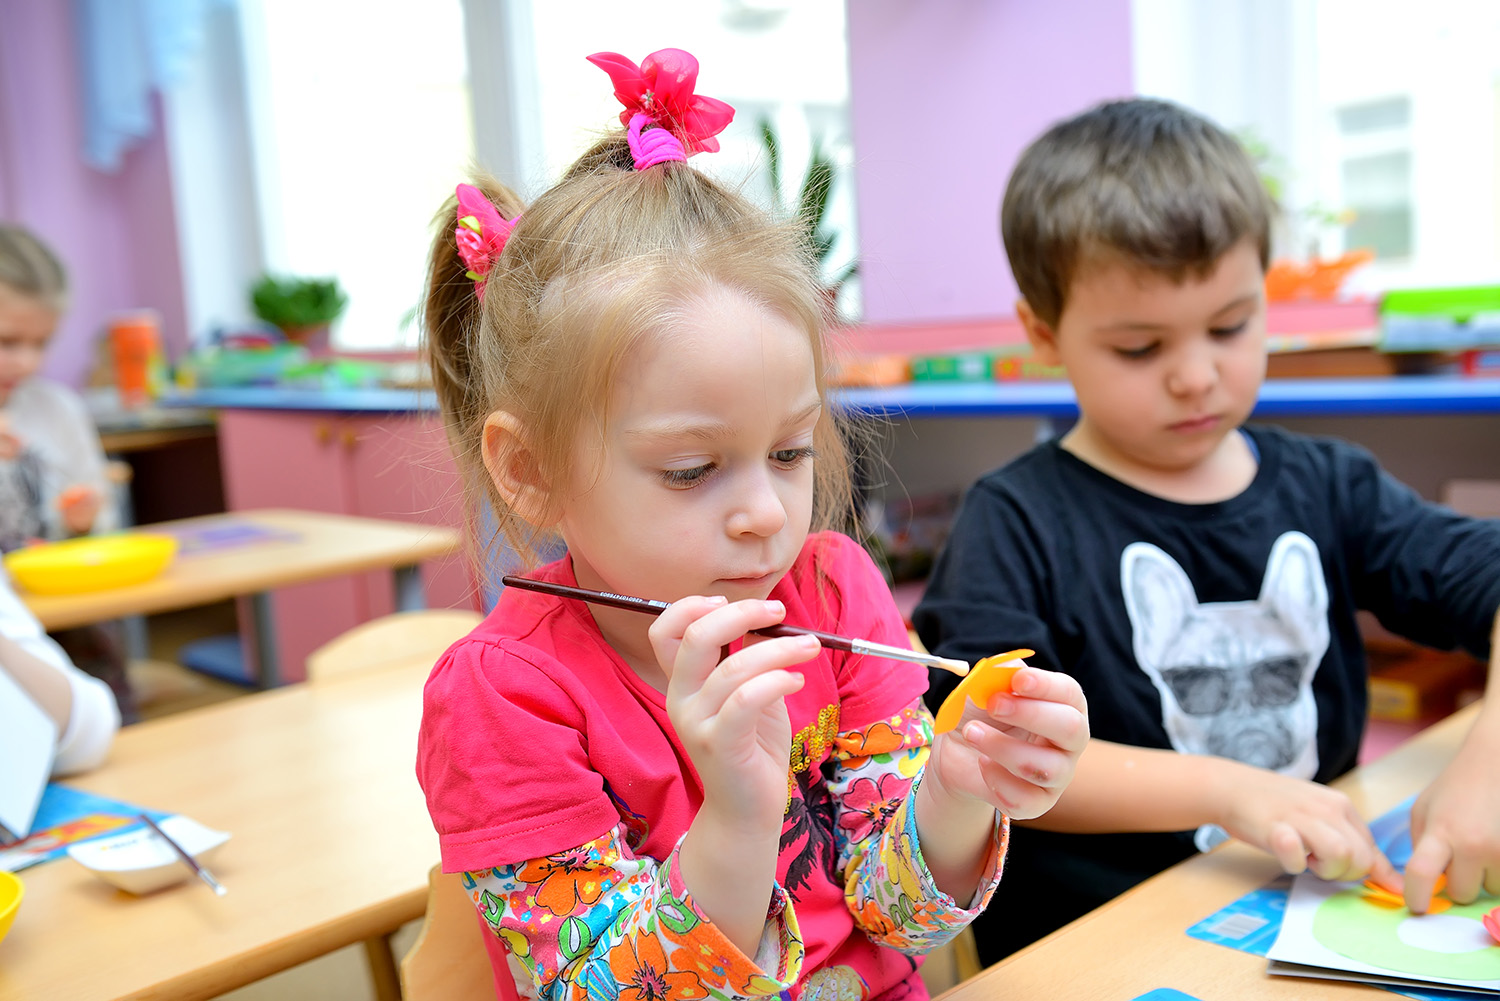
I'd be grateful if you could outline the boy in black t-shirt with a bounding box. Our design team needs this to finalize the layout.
[914,98,1500,966]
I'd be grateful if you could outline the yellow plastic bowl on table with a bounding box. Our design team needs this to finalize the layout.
[0,870,22,945]
[3,532,179,595]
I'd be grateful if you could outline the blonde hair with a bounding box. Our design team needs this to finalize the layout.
[422,134,855,573]
[0,225,68,312]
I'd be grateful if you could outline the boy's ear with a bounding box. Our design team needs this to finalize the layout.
[481,411,558,527]
[1016,299,1062,368]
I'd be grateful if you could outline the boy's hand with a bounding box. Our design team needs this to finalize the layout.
[1405,725,1500,912]
[650,596,816,834]
[926,664,1090,821]
[58,484,101,534]
[1218,765,1401,890]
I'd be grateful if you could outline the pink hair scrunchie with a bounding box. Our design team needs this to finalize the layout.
[627,112,686,171]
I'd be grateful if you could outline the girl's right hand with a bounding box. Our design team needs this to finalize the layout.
[649,597,818,835]
[1218,763,1402,890]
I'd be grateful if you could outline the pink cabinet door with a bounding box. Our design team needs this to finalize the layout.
[217,409,478,684]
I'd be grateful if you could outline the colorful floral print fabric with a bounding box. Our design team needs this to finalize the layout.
[463,699,1008,1001]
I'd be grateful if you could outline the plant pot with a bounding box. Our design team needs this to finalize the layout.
[278,323,331,356]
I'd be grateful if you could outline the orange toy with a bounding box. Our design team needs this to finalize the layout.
[934,649,1034,734]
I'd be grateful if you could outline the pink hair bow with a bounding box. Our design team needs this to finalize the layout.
[586,48,735,158]
[454,183,517,300]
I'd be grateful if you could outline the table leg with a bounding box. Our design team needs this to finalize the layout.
[393,564,426,612]
[249,591,282,687]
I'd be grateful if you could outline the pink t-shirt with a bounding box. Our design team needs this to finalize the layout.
[417,532,1000,1000]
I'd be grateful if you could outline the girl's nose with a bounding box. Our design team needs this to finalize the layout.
[727,471,788,538]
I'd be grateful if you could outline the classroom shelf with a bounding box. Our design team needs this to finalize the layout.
[836,375,1500,419]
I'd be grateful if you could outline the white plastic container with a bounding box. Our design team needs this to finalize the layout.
[66,815,230,895]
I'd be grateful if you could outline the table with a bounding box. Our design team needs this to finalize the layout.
[19,509,461,686]
[949,702,1482,1000]
[0,657,438,1001]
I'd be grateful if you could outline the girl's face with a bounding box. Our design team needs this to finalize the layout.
[557,284,820,614]
[0,286,57,407]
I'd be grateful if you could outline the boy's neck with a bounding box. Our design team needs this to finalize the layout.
[1059,422,1258,505]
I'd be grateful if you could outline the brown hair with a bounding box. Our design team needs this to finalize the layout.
[1000,98,1274,327]
[0,225,68,312]
[422,134,854,573]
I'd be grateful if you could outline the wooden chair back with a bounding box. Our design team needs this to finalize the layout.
[401,865,501,1001]
[305,609,482,683]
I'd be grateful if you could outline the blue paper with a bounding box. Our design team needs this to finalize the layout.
[0,784,166,872]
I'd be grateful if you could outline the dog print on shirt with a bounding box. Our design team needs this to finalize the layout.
[1121,532,1330,849]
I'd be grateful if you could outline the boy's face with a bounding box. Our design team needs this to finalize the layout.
[1021,239,1267,479]
[0,285,58,407]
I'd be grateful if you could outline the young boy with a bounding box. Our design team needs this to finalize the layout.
[914,98,1500,965]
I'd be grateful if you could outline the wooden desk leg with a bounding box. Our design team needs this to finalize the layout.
[249,591,282,687]
[363,933,402,1001]
[393,565,426,612]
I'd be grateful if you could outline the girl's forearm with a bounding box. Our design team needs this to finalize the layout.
[913,778,998,902]
[1025,738,1238,834]
[678,804,782,957]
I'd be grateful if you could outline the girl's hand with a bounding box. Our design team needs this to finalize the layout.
[58,484,101,535]
[1217,764,1401,889]
[926,664,1090,821]
[649,596,817,835]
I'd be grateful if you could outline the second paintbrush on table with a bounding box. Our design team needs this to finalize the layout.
[500,574,969,676]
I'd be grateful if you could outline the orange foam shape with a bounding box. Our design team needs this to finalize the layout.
[934,649,1034,735]
[1362,873,1449,913]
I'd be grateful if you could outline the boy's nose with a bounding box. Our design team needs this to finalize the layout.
[727,471,788,538]
[1166,349,1217,398]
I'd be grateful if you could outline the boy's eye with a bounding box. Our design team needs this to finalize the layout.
[1209,320,1249,339]
[771,446,817,467]
[1114,343,1159,360]
[661,463,715,488]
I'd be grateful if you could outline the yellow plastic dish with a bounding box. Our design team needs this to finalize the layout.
[934,648,1035,734]
[4,532,179,595]
[0,870,22,945]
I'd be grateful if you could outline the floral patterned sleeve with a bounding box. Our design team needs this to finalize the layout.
[463,826,805,1001]
[829,698,1008,953]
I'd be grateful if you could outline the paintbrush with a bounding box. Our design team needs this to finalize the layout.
[138,814,227,897]
[500,574,969,676]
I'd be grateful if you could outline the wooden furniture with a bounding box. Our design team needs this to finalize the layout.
[401,866,501,1001]
[19,509,462,686]
[0,656,440,1001]
[947,702,1482,1001]
[306,608,483,684]
[216,409,475,683]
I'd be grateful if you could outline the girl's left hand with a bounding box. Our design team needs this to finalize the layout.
[926,665,1089,821]
[58,484,101,534]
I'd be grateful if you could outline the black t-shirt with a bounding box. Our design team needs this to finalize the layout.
[913,424,1500,964]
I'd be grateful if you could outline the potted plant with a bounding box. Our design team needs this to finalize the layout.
[758,118,858,315]
[250,274,349,353]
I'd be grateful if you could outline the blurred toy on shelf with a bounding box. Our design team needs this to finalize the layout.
[1264,249,1374,302]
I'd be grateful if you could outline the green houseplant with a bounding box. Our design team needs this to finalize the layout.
[250,273,349,350]
[758,118,858,309]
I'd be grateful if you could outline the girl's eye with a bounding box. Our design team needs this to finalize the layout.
[661,463,715,488]
[771,446,817,467]
[1114,343,1159,360]
[1210,320,1249,339]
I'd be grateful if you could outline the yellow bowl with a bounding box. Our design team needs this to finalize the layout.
[0,870,22,945]
[4,532,179,595]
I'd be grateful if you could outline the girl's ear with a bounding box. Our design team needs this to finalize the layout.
[1016,299,1062,368]
[481,411,558,527]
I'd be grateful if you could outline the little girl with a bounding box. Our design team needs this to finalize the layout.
[416,48,1089,1000]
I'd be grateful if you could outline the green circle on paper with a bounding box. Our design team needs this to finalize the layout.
[1312,890,1500,980]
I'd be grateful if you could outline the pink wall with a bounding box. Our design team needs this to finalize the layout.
[0,0,187,387]
[846,0,1134,326]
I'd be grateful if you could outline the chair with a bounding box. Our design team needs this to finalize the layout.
[401,865,503,1001]
[304,608,483,684]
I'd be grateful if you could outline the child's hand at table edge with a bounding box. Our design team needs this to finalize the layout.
[1404,714,1500,912]
[58,484,101,535]
[923,664,1090,822]
[1215,763,1401,892]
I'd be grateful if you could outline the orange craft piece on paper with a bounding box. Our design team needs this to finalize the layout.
[57,485,91,509]
[934,649,1034,734]
[1361,872,1450,913]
